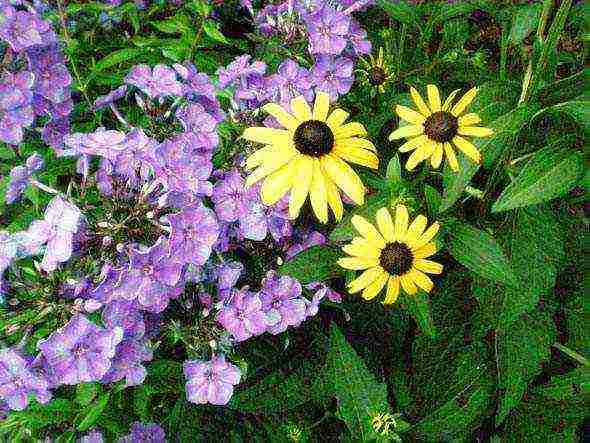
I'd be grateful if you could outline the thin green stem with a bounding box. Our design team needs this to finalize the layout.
[553,342,589,366]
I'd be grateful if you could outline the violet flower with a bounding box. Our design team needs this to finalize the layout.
[259,271,307,335]
[6,153,44,204]
[305,5,351,55]
[217,290,268,342]
[184,355,241,405]
[311,55,355,102]
[125,64,183,99]
[101,339,153,387]
[118,422,166,443]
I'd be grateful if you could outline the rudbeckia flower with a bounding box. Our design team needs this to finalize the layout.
[389,85,493,171]
[338,205,443,305]
[242,92,378,223]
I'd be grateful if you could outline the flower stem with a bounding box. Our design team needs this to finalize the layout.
[553,342,589,367]
[30,180,60,195]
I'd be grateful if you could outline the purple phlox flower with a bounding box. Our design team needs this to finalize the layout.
[211,169,247,223]
[0,232,18,275]
[234,73,277,110]
[311,55,354,102]
[166,204,219,266]
[102,300,146,339]
[0,7,56,52]
[37,314,123,386]
[151,133,214,197]
[58,277,91,300]
[175,103,219,152]
[184,355,241,405]
[304,281,342,317]
[215,260,243,301]
[101,339,152,387]
[305,5,350,55]
[347,18,371,56]
[0,70,35,144]
[118,422,166,443]
[173,63,225,124]
[93,85,128,110]
[111,237,184,313]
[240,183,292,243]
[217,55,266,89]
[217,289,268,342]
[125,64,183,99]
[79,430,104,443]
[63,127,127,160]
[285,230,326,260]
[28,46,72,105]
[271,59,314,107]
[6,152,44,204]
[0,348,51,410]
[41,116,70,149]
[259,271,306,334]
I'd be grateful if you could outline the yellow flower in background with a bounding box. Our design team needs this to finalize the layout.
[338,204,443,305]
[242,92,379,223]
[357,47,395,94]
[389,85,493,172]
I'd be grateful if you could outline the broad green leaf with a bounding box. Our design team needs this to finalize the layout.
[432,2,479,24]
[89,48,147,79]
[203,20,229,44]
[423,184,441,215]
[0,145,15,160]
[328,324,391,440]
[532,367,590,402]
[496,310,556,424]
[538,68,589,105]
[536,100,590,136]
[565,290,589,359]
[151,13,191,35]
[376,0,419,26]
[385,154,402,182]
[2,399,75,429]
[329,191,391,242]
[76,393,110,432]
[447,223,518,287]
[399,291,436,339]
[509,4,541,45]
[278,245,342,284]
[75,383,99,406]
[492,146,583,212]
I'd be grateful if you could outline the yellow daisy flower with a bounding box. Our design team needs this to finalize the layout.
[338,204,443,305]
[357,47,395,94]
[388,85,493,172]
[241,92,378,223]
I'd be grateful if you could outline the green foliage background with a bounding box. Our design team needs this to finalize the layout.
[1,0,588,441]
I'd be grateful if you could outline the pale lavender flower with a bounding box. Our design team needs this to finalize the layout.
[28,46,72,105]
[167,204,219,266]
[79,430,104,443]
[259,271,306,334]
[125,64,183,99]
[285,230,327,260]
[64,127,127,160]
[118,422,166,443]
[271,59,314,106]
[37,314,123,385]
[174,62,225,123]
[0,348,51,410]
[0,7,56,52]
[0,232,18,275]
[347,18,371,56]
[175,103,219,151]
[240,184,292,242]
[217,55,266,89]
[216,261,243,301]
[101,339,152,387]
[6,153,44,204]
[305,5,351,55]
[234,73,277,109]
[217,290,268,342]
[304,281,343,317]
[0,70,35,144]
[211,169,247,223]
[93,85,128,110]
[184,356,241,405]
[311,55,354,102]
[102,301,146,339]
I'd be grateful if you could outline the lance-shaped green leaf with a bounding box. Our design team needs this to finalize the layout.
[329,191,391,242]
[492,146,583,212]
[278,245,343,284]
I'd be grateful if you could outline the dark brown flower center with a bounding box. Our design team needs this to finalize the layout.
[293,120,334,157]
[380,242,414,276]
[423,111,458,142]
[369,67,387,86]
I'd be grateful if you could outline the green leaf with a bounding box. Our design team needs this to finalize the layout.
[496,310,556,424]
[565,290,589,359]
[329,191,391,242]
[89,48,147,79]
[447,223,518,287]
[538,68,589,105]
[385,154,402,182]
[376,0,419,26]
[0,144,16,160]
[75,383,99,406]
[536,99,590,136]
[203,20,229,44]
[399,291,436,339]
[278,245,342,284]
[423,184,441,216]
[432,2,479,24]
[532,367,590,402]
[3,399,75,429]
[509,4,541,45]
[76,393,110,432]
[492,146,584,212]
[327,324,391,440]
[151,13,191,35]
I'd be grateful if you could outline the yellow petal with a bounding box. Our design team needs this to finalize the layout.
[309,159,328,223]
[409,269,434,293]
[427,84,441,112]
[400,274,417,295]
[351,215,386,249]
[405,140,436,171]
[458,126,493,137]
[442,88,461,111]
[262,103,299,130]
[242,127,291,145]
[414,242,437,259]
[430,143,443,168]
[338,256,379,270]
[361,271,388,300]
[326,108,349,130]
[444,142,459,171]
[414,258,443,275]
[458,113,481,126]
[312,91,330,121]
[405,214,427,243]
[337,137,377,152]
[324,175,344,221]
[321,154,365,205]
[260,165,293,205]
[288,156,313,220]
[410,86,431,117]
[348,266,385,294]
[333,122,367,139]
[383,276,400,305]
[413,222,440,250]
[399,134,429,153]
[376,207,395,242]
[389,124,424,141]
[245,149,297,187]
[393,204,409,241]
[396,105,426,125]
[245,147,271,170]
[453,135,481,163]
[342,242,380,259]
[333,145,379,169]
[290,95,312,121]
[451,87,478,116]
